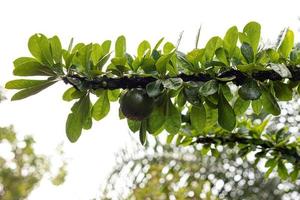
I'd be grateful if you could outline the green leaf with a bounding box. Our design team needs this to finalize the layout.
[146,80,163,98]
[242,21,261,54]
[223,26,238,57]
[277,160,288,180]
[218,90,236,131]
[95,53,111,71]
[163,42,175,54]
[153,37,164,50]
[108,89,120,102]
[101,40,111,55]
[5,79,49,89]
[261,84,281,116]
[278,29,294,58]
[127,119,141,133]
[147,105,165,135]
[28,34,53,65]
[203,36,223,62]
[13,57,55,76]
[49,36,62,64]
[199,80,218,97]
[215,48,229,66]
[115,35,126,57]
[66,94,90,142]
[165,100,181,134]
[265,158,277,168]
[238,79,261,100]
[241,43,254,63]
[137,40,151,58]
[91,44,103,65]
[139,120,147,145]
[11,80,56,101]
[265,166,275,179]
[162,78,183,90]
[234,97,250,115]
[252,99,262,115]
[190,104,206,133]
[63,87,78,102]
[237,63,264,72]
[176,89,186,107]
[166,134,175,144]
[273,82,292,101]
[270,63,292,78]
[156,52,173,75]
[290,168,299,182]
[92,90,110,121]
[184,86,202,106]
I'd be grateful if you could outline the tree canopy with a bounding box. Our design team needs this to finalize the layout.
[100,138,300,200]
[5,21,300,181]
[0,126,66,200]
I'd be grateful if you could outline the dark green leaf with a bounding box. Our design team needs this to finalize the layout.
[199,80,218,97]
[146,80,163,98]
[238,79,261,100]
[273,82,292,101]
[139,120,147,145]
[218,90,236,131]
[261,84,281,116]
[165,100,181,134]
[241,43,254,63]
[277,160,288,180]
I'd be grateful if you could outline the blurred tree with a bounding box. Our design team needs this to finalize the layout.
[0,126,67,200]
[100,136,300,200]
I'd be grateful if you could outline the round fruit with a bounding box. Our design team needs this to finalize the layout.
[120,88,154,121]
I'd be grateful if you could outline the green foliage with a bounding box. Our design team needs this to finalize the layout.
[0,126,66,200]
[5,22,300,181]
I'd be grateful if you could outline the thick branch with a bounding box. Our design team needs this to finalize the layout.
[63,67,300,90]
[193,135,300,163]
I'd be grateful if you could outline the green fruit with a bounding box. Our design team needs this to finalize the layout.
[120,88,154,121]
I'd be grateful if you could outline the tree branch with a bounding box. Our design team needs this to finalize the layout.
[63,67,300,90]
[192,135,300,164]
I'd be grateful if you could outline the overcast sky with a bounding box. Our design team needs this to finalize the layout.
[0,0,300,199]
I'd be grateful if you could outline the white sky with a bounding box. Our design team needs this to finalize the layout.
[0,0,300,199]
